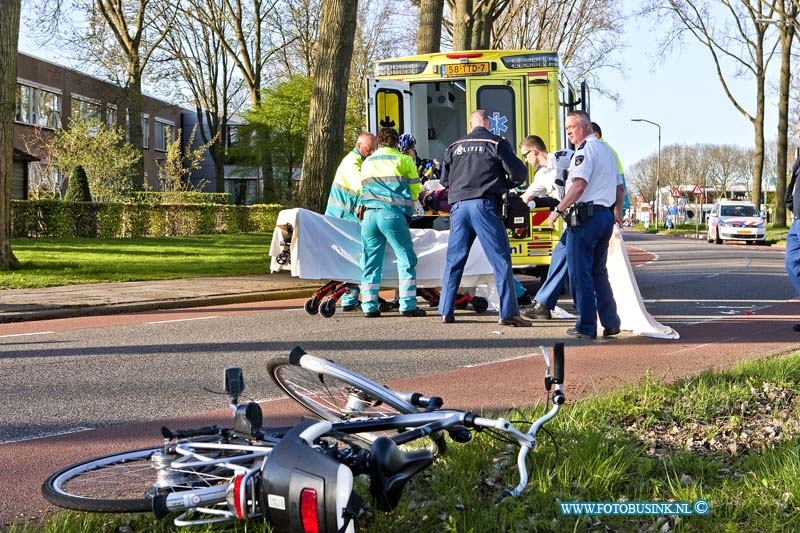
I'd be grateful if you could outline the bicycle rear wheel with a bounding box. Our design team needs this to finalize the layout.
[42,447,162,513]
[268,347,417,422]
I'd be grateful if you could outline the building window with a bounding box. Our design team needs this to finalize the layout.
[15,82,62,129]
[106,104,118,129]
[154,118,174,152]
[142,114,150,148]
[71,95,101,123]
[227,125,239,150]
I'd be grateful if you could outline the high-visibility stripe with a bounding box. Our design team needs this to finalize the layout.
[361,175,407,186]
[327,198,357,212]
[398,288,416,298]
[361,192,414,208]
[361,284,380,291]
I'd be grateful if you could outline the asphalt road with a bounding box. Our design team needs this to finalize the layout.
[0,233,793,445]
[1,232,799,525]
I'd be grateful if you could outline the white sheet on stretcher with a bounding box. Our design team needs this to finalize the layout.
[269,208,498,295]
[269,208,678,339]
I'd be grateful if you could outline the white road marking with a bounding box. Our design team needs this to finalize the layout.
[148,316,219,325]
[465,353,535,368]
[0,426,94,445]
[0,331,55,339]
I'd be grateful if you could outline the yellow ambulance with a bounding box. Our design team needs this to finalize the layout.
[366,49,589,281]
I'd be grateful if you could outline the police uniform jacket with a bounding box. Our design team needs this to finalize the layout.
[441,126,528,203]
[787,155,800,219]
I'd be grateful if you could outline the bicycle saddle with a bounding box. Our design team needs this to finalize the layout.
[369,437,433,511]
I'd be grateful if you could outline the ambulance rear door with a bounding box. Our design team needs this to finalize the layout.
[367,78,412,135]
[465,76,526,154]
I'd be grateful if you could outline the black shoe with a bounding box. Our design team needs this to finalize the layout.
[498,315,533,327]
[794,324,800,332]
[442,315,455,323]
[522,301,552,320]
[341,304,357,312]
[517,290,533,307]
[364,310,381,318]
[567,327,596,339]
[603,327,621,337]
[401,308,427,317]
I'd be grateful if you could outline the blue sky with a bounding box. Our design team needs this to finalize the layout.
[591,14,783,177]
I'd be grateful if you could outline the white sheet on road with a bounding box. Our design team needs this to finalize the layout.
[269,208,678,339]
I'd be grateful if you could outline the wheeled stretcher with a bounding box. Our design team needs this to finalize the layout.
[269,209,496,318]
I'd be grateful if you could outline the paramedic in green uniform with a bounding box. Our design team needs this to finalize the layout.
[324,132,375,311]
[358,127,426,317]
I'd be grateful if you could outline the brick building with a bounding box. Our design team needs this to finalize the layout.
[11,52,254,201]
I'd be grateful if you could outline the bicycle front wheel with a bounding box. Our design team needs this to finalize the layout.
[268,347,417,422]
[42,447,162,513]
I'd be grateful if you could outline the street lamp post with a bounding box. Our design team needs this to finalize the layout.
[631,118,662,229]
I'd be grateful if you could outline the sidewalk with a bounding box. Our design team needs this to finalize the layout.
[0,273,322,324]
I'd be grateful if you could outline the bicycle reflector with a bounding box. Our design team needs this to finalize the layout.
[226,474,246,519]
[300,489,319,533]
[260,420,357,533]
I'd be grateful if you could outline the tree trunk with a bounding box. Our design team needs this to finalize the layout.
[0,0,21,269]
[752,72,765,208]
[297,0,357,213]
[774,19,795,227]
[451,0,473,51]
[417,0,444,54]
[126,63,146,190]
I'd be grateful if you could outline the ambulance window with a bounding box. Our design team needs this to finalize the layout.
[476,86,516,149]
[375,89,404,133]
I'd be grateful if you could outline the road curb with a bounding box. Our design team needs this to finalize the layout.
[0,287,318,324]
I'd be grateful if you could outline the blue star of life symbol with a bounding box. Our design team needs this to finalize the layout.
[488,112,508,135]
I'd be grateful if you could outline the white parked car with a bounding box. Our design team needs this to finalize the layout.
[706,200,766,244]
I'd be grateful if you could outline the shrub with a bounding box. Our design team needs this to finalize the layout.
[64,165,91,202]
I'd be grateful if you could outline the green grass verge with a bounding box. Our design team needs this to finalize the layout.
[0,233,273,289]
[14,351,800,532]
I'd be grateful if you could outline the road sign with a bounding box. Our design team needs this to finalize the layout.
[692,184,703,195]
[671,187,681,198]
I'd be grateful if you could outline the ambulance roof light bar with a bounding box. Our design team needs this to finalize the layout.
[501,52,559,69]
[375,61,428,76]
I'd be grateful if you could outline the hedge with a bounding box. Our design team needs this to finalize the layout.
[125,191,231,205]
[11,200,284,238]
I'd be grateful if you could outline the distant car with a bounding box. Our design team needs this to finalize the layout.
[706,200,766,244]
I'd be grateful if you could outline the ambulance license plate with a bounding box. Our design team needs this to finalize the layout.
[441,63,490,77]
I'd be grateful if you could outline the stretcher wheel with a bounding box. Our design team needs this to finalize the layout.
[304,297,320,315]
[320,299,337,318]
[471,296,489,314]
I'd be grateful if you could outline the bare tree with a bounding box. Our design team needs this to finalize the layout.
[157,0,246,193]
[60,0,178,189]
[417,0,445,53]
[450,0,512,49]
[276,0,321,77]
[492,0,627,101]
[653,0,778,208]
[0,0,21,269]
[766,0,797,226]
[297,0,358,212]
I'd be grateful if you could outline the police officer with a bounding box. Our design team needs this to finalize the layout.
[518,136,573,320]
[439,109,530,326]
[547,110,623,339]
[324,132,375,311]
[359,127,426,318]
[786,119,800,332]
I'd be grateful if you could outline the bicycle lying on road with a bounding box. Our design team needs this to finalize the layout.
[42,344,566,532]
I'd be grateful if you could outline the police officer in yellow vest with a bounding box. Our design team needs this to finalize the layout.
[324,132,375,311]
[358,127,426,317]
